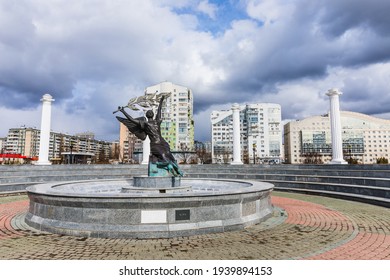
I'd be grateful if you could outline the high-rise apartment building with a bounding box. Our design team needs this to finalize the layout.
[119,81,194,162]
[211,103,282,164]
[284,111,390,164]
[145,81,194,151]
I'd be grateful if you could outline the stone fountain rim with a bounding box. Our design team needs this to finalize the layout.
[26,178,274,199]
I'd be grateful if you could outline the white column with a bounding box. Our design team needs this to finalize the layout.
[35,94,55,165]
[141,136,150,164]
[326,89,347,164]
[231,103,243,165]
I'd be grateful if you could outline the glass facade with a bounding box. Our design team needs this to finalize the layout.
[285,111,390,164]
[301,131,332,154]
[342,130,364,154]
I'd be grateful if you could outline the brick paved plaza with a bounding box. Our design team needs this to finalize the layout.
[1,191,390,260]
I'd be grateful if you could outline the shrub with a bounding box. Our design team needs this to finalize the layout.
[376,157,389,164]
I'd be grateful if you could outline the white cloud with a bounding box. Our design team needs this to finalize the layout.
[196,0,218,20]
[1,0,390,142]
[246,0,295,24]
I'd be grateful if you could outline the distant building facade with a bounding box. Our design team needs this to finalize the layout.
[194,140,212,153]
[2,127,114,164]
[284,111,390,164]
[75,132,95,140]
[0,137,6,153]
[118,122,143,163]
[211,103,282,164]
[119,81,194,162]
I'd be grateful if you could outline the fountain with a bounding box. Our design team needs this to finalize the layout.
[25,178,273,238]
[25,92,273,238]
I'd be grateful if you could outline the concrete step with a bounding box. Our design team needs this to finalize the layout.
[186,172,390,187]
[0,173,138,184]
[0,182,40,193]
[182,166,390,178]
[268,180,390,199]
[275,187,390,208]
[0,164,389,208]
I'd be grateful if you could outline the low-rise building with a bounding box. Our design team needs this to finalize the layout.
[284,111,390,164]
[118,122,143,163]
[3,127,115,164]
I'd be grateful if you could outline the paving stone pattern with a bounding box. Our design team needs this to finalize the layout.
[0,192,389,260]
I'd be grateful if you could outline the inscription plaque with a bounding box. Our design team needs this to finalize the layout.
[175,209,190,221]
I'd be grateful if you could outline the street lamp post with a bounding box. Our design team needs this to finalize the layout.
[252,143,256,164]
[70,144,73,164]
[348,145,352,164]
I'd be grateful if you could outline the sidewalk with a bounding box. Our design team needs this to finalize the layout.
[1,192,389,260]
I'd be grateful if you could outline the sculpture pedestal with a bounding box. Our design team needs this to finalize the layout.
[133,176,181,188]
[121,176,190,194]
[328,159,348,165]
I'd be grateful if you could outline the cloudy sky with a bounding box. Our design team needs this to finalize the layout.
[1,0,390,142]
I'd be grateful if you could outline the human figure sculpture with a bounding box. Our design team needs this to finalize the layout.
[114,95,183,177]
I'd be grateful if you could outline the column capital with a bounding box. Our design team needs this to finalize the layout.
[232,103,240,111]
[326,88,342,97]
[41,93,55,102]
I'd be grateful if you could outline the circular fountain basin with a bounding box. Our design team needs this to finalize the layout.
[25,178,274,238]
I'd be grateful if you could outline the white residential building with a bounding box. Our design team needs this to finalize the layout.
[284,111,390,164]
[145,81,194,151]
[119,81,195,162]
[211,103,282,164]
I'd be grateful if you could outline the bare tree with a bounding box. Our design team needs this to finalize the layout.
[178,143,195,164]
[303,152,323,164]
[195,144,212,164]
[242,148,249,164]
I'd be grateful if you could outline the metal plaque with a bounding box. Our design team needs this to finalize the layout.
[175,209,190,221]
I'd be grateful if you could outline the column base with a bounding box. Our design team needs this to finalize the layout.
[328,159,348,165]
[33,161,52,166]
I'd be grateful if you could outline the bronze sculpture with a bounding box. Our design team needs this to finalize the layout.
[114,94,183,177]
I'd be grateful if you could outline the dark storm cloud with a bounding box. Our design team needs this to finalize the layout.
[316,0,390,37]
[0,66,75,109]
[297,0,390,67]
[0,1,178,110]
[341,67,390,116]
[0,1,73,108]
[200,0,390,113]
[344,94,390,116]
